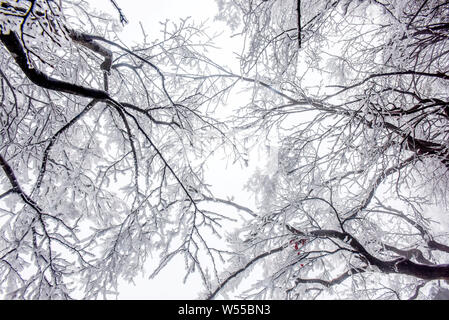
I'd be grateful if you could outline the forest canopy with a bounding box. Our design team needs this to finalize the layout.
[0,0,448,300]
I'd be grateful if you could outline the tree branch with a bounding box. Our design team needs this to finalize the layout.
[207,244,287,300]
[68,30,113,72]
[297,0,301,48]
[0,31,110,100]
[286,225,449,281]
[294,267,366,288]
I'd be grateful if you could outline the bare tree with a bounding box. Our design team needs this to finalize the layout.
[0,0,239,299]
[209,0,449,299]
